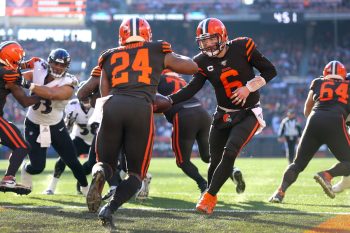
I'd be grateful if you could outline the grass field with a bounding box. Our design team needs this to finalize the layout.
[1,157,350,233]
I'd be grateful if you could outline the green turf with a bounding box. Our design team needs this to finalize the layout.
[0,157,349,233]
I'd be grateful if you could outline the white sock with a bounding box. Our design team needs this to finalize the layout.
[21,164,32,189]
[80,185,89,197]
[46,176,59,192]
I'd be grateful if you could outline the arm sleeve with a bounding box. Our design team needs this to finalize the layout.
[169,73,206,104]
[2,68,21,84]
[249,48,277,83]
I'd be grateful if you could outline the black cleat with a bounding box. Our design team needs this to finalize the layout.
[87,170,105,212]
[101,187,116,201]
[232,168,246,194]
[98,204,116,229]
[314,172,335,199]
[0,184,31,195]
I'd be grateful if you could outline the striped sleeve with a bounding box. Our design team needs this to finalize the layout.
[2,68,20,84]
[90,66,101,77]
[245,38,256,62]
[97,49,113,69]
[161,41,173,54]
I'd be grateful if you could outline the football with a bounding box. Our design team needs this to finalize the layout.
[153,93,172,113]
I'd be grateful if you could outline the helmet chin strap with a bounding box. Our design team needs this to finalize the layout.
[203,49,220,57]
[49,66,65,79]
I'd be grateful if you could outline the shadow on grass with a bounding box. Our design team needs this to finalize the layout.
[1,199,341,233]
[29,196,86,207]
[130,196,196,209]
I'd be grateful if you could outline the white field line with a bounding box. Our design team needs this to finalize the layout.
[1,205,350,215]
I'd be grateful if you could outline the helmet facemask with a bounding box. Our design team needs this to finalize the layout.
[80,97,91,111]
[197,33,225,57]
[49,61,69,79]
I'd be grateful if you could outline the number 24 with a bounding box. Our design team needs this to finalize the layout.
[110,48,152,87]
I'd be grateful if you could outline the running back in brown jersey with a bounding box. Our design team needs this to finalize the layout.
[91,16,198,224]
[98,41,172,102]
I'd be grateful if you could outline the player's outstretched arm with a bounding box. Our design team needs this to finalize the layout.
[77,76,99,100]
[7,83,40,107]
[29,85,74,101]
[164,53,198,75]
[100,69,110,97]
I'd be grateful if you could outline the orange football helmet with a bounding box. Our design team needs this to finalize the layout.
[119,17,152,46]
[323,60,347,80]
[0,41,25,70]
[196,18,228,57]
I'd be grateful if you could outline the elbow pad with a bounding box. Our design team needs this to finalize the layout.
[246,76,266,92]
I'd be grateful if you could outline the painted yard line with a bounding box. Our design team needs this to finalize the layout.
[1,205,350,215]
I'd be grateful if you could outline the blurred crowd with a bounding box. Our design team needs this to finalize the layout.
[86,0,350,15]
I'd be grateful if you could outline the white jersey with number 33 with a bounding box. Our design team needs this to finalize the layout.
[26,59,78,126]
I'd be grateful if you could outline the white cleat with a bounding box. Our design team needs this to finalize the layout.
[332,176,350,193]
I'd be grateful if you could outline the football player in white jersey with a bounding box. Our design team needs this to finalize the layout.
[20,48,89,195]
[44,92,94,195]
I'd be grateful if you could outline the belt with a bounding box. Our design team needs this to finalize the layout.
[218,103,260,113]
